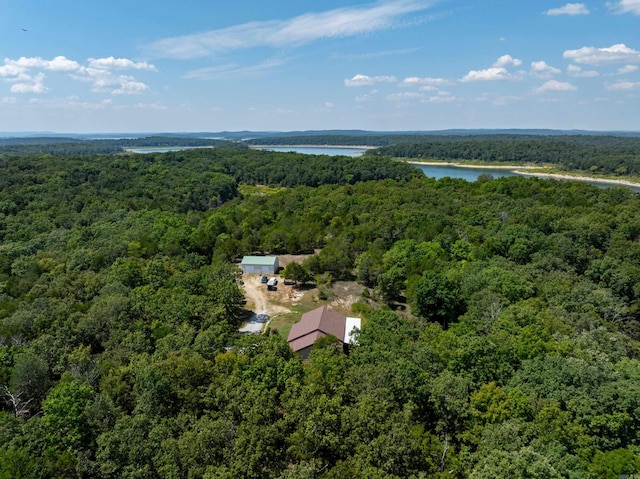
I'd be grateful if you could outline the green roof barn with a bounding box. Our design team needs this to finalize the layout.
[240,256,279,274]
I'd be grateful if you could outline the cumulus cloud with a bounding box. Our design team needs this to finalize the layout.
[344,73,397,87]
[145,0,435,59]
[530,60,561,78]
[618,64,639,74]
[607,0,640,14]
[0,55,155,96]
[493,54,522,67]
[461,54,524,82]
[544,3,590,15]
[563,43,640,65]
[567,64,599,77]
[91,75,149,95]
[534,79,577,93]
[605,80,640,90]
[424,91,457,103]
[399,76,450,87]
[10,73,48,94]
[461,67,511,82]
[7,56,80,72]
[88,57,156,71]
[387,91,424,101]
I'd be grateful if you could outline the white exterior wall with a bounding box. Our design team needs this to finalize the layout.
[240,258,279,274]
[344,317,361,344]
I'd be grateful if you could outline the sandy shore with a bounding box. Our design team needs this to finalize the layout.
[407,160,537,170]
[250,144,377,149]
[514,171,640,188]
[408,160,640,188]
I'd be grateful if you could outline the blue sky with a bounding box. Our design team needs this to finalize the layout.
[1,0,639,133]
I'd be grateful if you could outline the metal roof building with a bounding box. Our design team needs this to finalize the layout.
[287,305,360,359]
[240,256,279,274]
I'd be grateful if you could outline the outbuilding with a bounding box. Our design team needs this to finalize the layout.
[240,256,279,274]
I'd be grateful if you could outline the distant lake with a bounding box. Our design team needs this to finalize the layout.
[125,146,214,154]
[414,163,640,192]
[254,146,368,156]
[414,164,519,182]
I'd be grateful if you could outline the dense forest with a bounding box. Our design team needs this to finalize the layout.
[1,145,640,478]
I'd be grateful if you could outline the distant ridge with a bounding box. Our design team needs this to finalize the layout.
[2,129,640,141]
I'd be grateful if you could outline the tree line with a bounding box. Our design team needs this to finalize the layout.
[365,136,640,177]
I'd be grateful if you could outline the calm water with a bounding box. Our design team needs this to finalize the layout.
[414,164,518,181]
[125,146,214,153]
[255,146,368,157]
[415,163,640,192]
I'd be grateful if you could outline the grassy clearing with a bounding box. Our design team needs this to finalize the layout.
[238,184,287,196]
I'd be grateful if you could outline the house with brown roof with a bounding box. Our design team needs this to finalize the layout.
[287,305,360,359]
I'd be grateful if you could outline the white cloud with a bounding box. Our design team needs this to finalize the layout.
[567,64,599,77]
[88,57,156,71]
[492,95,522,106]
[183,58,287,80]
[10,73,48,94]
[563,43,640,65]
[544,3,590,15]
[145,0,435,59]
[424,91,457,103]
[461,67,510,82]
[133,102,167,110]
[387,91,424,101]
[355,94,373,102]
[0,55,155,96]
[534,79,577,93]
[0,64,24,77]
[618,64,639,73]
[91,75,149,95]
[607,0,640,15]
[1,96,17,103]
[332,47,420,61]
[344,73,397,87]
[324,101,334,108]
[493,54,522,67]
[0,56,80,78]
[605,80,640,90]
[400,76,450,87]
[530,60,561,78]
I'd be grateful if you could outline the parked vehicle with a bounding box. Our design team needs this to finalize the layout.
[261,275,268,284]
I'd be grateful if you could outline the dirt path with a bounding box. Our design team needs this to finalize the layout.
[242,274,291,316]
[240,274,291,334]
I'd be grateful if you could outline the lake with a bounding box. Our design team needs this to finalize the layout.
[254,146,369,157]
[412,164,519,181]
[125,146,215,153]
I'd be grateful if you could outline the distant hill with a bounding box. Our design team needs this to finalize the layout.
[3,129,640,142]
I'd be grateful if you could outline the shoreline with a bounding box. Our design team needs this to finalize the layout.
[515,171,640,188]
[407,160,538,170]
[408,160,640,188]
[249,144,377,150]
